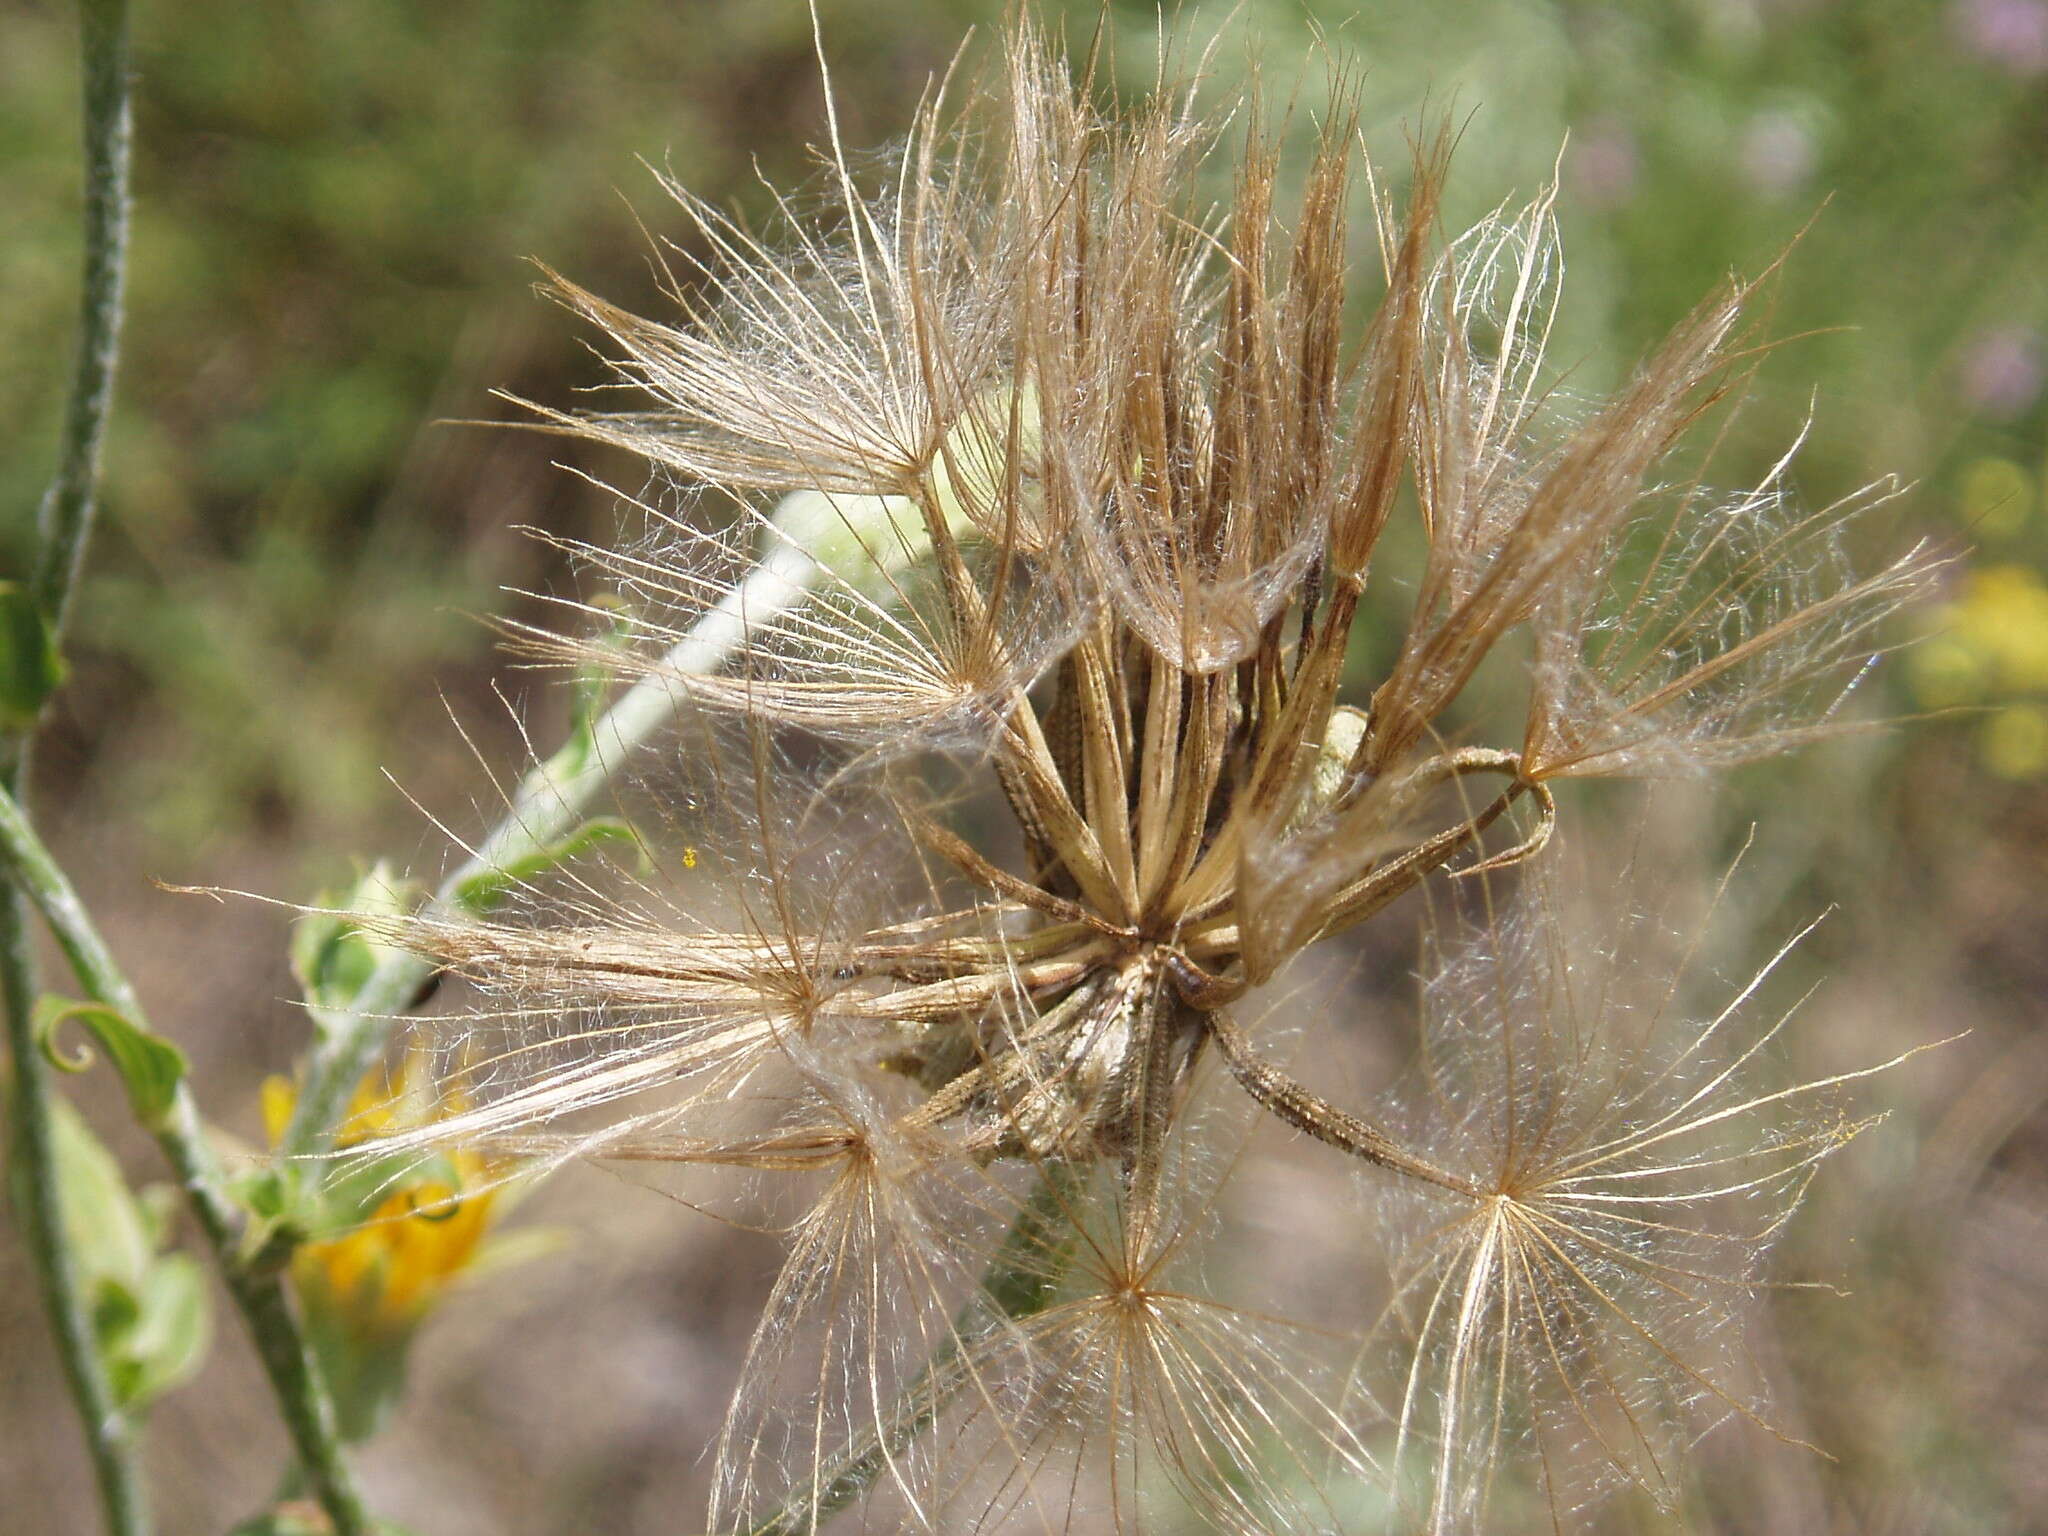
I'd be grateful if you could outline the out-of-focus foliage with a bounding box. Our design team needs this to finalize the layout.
[3,0,1003,851]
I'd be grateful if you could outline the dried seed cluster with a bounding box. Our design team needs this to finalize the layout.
[370,21,1933,1534]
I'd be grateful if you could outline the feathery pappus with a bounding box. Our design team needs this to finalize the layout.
[352,16,1938,1533]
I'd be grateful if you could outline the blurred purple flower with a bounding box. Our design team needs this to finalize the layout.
[1568,119,1639,209]
[1738,111,1817,198]
[1952,0,2048,73]
[1960,327,2045,417]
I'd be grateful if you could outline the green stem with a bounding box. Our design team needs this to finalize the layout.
[34,0,133,632]
[0,785,376,1536]
[0,3,146,1531]
[1,860,149,1536]
[746,1163,1083,1536]
[281,545,820,1157]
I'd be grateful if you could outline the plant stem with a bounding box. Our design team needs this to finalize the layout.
[34,0,133,631]
[0,785,376,1536]
[281,546,820,1157]
[0,2,146,1531]
[1,880,149,1536]
[746,1163,1083,1536]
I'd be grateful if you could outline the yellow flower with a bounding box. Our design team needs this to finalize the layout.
[263,1053,511,1342]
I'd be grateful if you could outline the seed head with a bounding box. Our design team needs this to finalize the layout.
[359,15,1937,1531]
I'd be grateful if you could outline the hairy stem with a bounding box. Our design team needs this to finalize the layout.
[745,1162,1084,1536]
[1,895,148,1536]
[33,0,132,629]
[281,554,814,1158]
[0,3,145,1531]
[0,786,376,1536]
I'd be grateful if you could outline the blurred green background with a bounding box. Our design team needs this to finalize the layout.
[2,0,2044,1531]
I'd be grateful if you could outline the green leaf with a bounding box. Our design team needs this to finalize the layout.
[229,1166,313,1274]
[34,995,188,1128]
[115,1253,211,1408]
[232,1164,294,1222]
[42,1099,154,1288]
[32,1101,216,1412]
[135,1182,181,1250]
[92,1274,144,1340]
[292,862,416,1011]
[289,909,357,1004]
[451,814,639,913]
[0,579,67,728]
